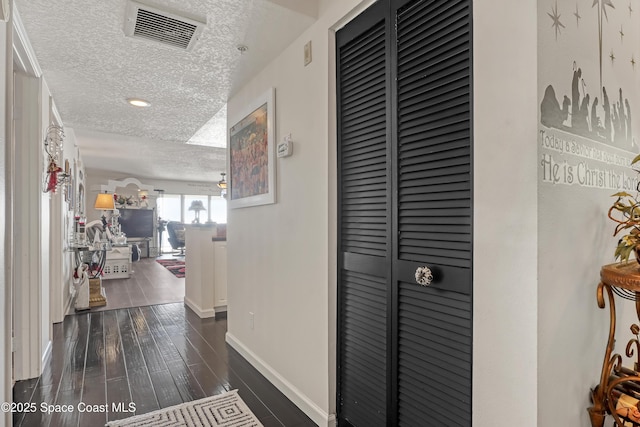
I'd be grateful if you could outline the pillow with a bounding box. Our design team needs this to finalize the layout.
[175,229,185,243]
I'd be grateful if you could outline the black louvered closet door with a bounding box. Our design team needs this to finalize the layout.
[337,2,390,426]
[337,0,472,426]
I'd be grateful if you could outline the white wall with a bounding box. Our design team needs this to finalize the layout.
[13,71,45,380]
[473,0,538,424]
[225,1,372,425]
[39,78,51,359]
[0,7,11,425]
[536,1,640,425]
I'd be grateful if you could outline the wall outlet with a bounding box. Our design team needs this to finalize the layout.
[249,312,254,330]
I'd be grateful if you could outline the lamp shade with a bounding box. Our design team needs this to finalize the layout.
[217,173,227,189]
[188,200,206,211]
[94,193,115,210]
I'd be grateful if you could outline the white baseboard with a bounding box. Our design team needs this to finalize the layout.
[183,297,216,318]
[225,332,336,427]
[41,340,52,368]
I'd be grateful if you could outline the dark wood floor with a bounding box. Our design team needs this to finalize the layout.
[13,303,317,427]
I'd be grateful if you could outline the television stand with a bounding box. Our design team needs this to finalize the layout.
[128,237,152,258]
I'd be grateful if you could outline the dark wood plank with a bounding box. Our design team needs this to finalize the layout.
[128,366,159,416]
[15,265,316,427]
[49,388,81,427]
[228,348,317,426]
[167,333,208,366]
[152,303,187,336]
[105,377,132,422]
[139,306,183,362]
[58,313,90,392]
[129,307,167,373]
[12,378,38,427]
[260,415,285,427]
[186,362,227,396]
[78,372,107,427]
[103,310,126,380]
[148,369,183,408]
[165,359,206,402]
[84,312,105,379]
[116,309,146,371]
[18,383,55,427]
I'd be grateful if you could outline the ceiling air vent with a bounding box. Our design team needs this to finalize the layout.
[124,1,206,51]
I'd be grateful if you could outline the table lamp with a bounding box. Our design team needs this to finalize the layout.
[94,192,115,231]
[188,200,206,224]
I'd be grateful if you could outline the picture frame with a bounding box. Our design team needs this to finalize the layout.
[228,88,276,209]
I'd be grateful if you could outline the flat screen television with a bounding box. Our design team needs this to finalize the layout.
[118,209,154,238]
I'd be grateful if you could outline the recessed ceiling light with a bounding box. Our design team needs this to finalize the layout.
[127,98,151,107]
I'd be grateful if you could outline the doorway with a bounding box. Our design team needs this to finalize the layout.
[336,0,473,425]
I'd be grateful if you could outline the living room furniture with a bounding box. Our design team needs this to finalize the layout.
[184,224,227,318]
[589,262,640,426]
[128,237,152,258]
[103,244,132,280]
[167,221,186,255]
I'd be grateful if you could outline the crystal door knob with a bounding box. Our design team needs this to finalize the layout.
[415,266,433,286]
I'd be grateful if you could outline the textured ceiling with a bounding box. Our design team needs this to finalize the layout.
[15,0,317,182]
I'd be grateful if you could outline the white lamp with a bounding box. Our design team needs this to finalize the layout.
[188,200,206,224]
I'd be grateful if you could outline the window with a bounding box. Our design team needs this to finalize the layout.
[210,198,227,224]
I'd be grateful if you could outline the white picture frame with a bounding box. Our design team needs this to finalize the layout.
[228,88,276,209]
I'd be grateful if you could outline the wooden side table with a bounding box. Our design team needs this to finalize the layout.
[589,262,640,426]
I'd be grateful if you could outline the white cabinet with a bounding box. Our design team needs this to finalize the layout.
[103,245,131,279]
[184,225,227,318]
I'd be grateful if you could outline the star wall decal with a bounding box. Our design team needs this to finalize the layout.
[549,1,566,40]
[610,49,616,64]
[620,25,624,42]
[629,2,633,15]
[593,0,615,21]
[574,3,582,26]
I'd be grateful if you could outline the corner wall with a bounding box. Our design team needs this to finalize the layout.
[473,0,538,424]
[1,6,11,424]
[225,1,369,425]
[536,0,640,425]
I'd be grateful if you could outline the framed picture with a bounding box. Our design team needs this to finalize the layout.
[228,88,276,209]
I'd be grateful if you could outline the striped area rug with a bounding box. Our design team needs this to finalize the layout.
[105,390,263,427]
[156,258,186,278]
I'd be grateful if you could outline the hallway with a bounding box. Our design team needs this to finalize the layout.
[13,303,316,427]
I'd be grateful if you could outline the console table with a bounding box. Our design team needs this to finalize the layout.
[589,262,640,426]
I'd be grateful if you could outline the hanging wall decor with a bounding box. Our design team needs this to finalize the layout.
[42,125,69,194]
[228,88,276,208]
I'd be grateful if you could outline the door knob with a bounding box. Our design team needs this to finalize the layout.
[414,266,433,286]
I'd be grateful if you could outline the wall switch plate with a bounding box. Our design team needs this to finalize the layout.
[277,134,293,158]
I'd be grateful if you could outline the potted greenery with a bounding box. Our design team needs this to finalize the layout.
[609,154,640,263]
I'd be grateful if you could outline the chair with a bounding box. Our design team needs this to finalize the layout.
[166,221,186,255]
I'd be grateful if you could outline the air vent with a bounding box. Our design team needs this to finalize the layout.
[124,1,206,51]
